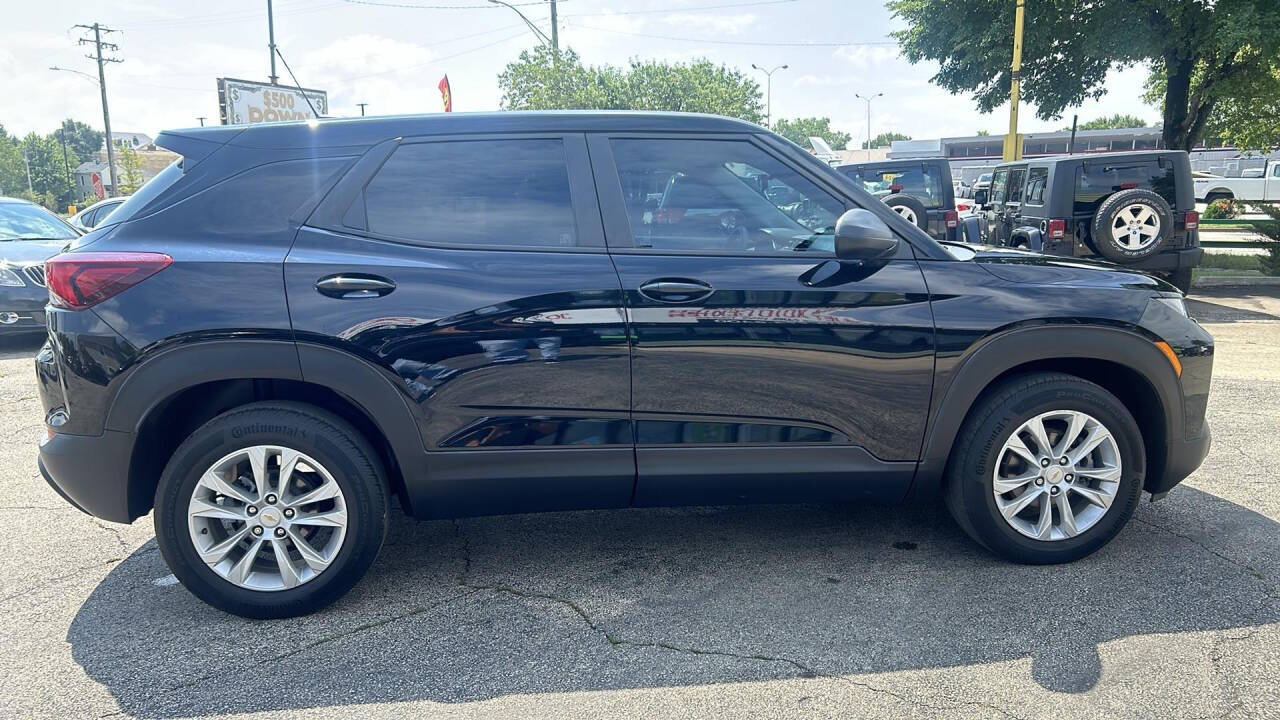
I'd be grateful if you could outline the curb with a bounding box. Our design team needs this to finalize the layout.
[1193,275,1280,288]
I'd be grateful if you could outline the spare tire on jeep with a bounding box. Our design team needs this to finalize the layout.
[882,193,929,231]
[1091,188,1173,263]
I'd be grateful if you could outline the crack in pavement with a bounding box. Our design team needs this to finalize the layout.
[452,521,1027,720]
[0,558,124,606]
[1132,516,1271,583]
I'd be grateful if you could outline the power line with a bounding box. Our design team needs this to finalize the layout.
[566,0,796,17]
[340,0,551,8]
[564,21,896,47]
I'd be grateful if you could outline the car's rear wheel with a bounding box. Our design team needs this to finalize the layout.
[1091,188,1173,263]
[945,373,1144,563]
[154,402,388,618]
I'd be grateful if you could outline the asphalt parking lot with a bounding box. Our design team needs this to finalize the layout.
[0,289,1276,720]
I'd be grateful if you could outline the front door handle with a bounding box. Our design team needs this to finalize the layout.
[316,274,396,299]
[638,278,714,304]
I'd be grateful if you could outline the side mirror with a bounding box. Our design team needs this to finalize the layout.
[834,208,899,261]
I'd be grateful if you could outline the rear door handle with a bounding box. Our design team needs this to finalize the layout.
[638,278,714,304]
[315,274,396,299]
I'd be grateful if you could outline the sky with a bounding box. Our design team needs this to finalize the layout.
[1,0,1163,147]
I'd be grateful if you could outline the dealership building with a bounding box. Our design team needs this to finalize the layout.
[886,126,1280,184]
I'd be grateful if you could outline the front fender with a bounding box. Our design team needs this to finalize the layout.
[910,324,1183,499]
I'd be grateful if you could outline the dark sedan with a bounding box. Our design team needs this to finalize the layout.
[0,197,79,334]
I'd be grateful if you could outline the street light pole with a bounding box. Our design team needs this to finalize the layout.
[487,0,553,48]
[267,0,279,84]
[856,92,883,161]
[750,64,788,128]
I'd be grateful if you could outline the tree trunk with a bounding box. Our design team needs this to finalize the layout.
[1162,50,1196,151]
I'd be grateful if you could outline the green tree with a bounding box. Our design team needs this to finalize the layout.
[498,46,764,123]
[0,125,26,197]
[1063,113,1148,131]
[773,117,852,150]
[1199,57,1280,152]
[861,131,911,149]
[117,145,144,195]
[19,133,77,209]
[888,0,1280,151]
[975,129,991,136]
[1250,203,1280,276]
[57,119,103,160]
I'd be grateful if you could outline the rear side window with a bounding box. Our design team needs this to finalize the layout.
[1075,161,1176,213]
[364,139,578,248]
[842,164,944,208]
[1024,168,1048,205]
[99,160,184,227]
[195,157,352,237]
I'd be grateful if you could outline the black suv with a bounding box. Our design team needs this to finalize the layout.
[37,113,1213,618]
[836,158,970,242]
[982,151,1202,292]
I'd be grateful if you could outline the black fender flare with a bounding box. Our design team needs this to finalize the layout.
[1010,226,1043,251]
[959,215,984,244]
[909,324,1183,499]
[106,339,426,512]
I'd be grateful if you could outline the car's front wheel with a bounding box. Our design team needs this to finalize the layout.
[154,402,388,618]
[945,373,1144,563]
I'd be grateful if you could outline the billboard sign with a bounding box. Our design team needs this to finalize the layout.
[217,77,329,125]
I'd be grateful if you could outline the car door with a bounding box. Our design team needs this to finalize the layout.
[588,133,935,507]
[286,133,635,518]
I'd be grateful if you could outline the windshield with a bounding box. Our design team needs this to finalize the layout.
[99,159,184,228]
[0,202,79,241]
[978,173,992,183]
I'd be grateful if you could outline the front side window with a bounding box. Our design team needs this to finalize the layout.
[841,164,945,208]
[990,169,1010,204]
[610,138,844,253]
[1006,169,1027,205]
[365,138,578,248]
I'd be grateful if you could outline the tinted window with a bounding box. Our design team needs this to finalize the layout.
[1006,168,1026,205]
[1024,168,1048,205]
[185,157,351,237]
[100,160,183,227]
[1075,160,1176,213]
[364,139,578,248]
[841,164,945,208]
[990,169,1010,204]
[611,138,844,253]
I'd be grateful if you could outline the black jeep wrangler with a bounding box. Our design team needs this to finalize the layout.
[837,159,970,242]
[981,151,1202,292]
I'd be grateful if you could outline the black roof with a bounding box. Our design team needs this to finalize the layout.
[993,150,1187,169]
[158,111,766,151]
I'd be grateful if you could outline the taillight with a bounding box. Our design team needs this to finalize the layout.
[1048,219,1067,240]
[945,210,959,228]
[46,252,173,310]
[1184,211,1199,230]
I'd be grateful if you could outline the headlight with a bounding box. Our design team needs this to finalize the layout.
[1152,295,1187,317]
[0,268,26,287]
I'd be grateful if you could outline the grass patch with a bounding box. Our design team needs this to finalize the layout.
[1200,252,1263,271]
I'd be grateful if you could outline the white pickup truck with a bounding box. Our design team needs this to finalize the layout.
[1194,160,1280,203]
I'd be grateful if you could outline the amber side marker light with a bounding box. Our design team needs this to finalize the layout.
[1154,341,1182,377]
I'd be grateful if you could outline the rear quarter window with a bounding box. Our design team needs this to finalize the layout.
[1074,161,1176,213]
[185,157,352,237]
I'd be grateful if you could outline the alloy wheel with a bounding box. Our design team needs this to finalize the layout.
[187,445,348,591]
[892,205,918,225]
[991,410,1121,541]
[1109,203,1161,251]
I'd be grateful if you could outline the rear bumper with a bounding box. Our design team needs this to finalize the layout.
[37,429,135,523]
[1130,246,1203,273]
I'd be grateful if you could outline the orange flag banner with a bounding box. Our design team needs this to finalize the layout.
[438,75,453,113]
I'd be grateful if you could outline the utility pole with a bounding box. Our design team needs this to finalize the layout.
[549,0,558,51]
[357,103,368,116]
[856,92,883,161]
[22,153,33,194]
[197,117,207,127]
[58,125,72,197]
[76,23,120,197]
[488,0,552,48]
[750,64,788,128]
[1002,0,1026,162]
[1068,113,1078,155]
[267,0,279,84]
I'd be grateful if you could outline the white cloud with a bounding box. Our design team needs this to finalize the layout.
[833,44,900,68]
[663,13,756,35]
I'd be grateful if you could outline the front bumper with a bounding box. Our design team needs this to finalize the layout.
[1149,424,1212,497]
[38,429,135,523]
[0,287,49,333]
